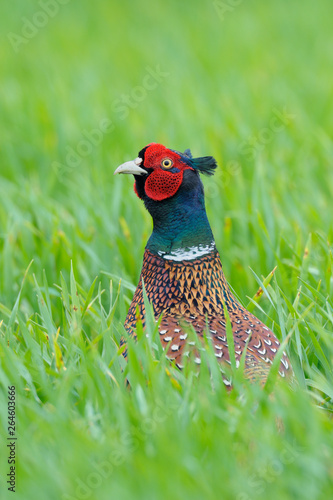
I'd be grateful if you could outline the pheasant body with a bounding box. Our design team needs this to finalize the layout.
[115,143,292,384]
[124,248,290,384]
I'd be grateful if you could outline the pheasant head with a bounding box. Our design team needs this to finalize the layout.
[114,143,218,259]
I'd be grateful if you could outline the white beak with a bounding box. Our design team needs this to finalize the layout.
[114,157,147,176]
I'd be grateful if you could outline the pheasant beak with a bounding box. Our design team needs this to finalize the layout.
[114,157,147,176]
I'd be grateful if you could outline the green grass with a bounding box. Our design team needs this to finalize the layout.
[1,0,333,498]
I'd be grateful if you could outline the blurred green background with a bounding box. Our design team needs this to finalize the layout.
[0,1,333,499]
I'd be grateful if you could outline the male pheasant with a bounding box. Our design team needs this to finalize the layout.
[115,143,292,385]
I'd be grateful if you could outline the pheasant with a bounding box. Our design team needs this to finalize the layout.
[114,143,292,385]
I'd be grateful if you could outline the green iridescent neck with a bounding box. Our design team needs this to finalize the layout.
[145,180,215,260]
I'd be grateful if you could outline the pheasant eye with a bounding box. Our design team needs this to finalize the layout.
[161,158,173,169]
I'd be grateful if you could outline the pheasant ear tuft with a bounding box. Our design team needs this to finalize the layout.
[183,148,193,158]
[191,156,218,176]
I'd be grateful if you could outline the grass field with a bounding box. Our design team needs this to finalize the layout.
[1,1,333,498]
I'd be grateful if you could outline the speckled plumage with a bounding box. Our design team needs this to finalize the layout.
[115,143,292,385]
[124,248,291,384]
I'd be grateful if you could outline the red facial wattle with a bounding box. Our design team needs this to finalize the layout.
[145,169,184,201]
